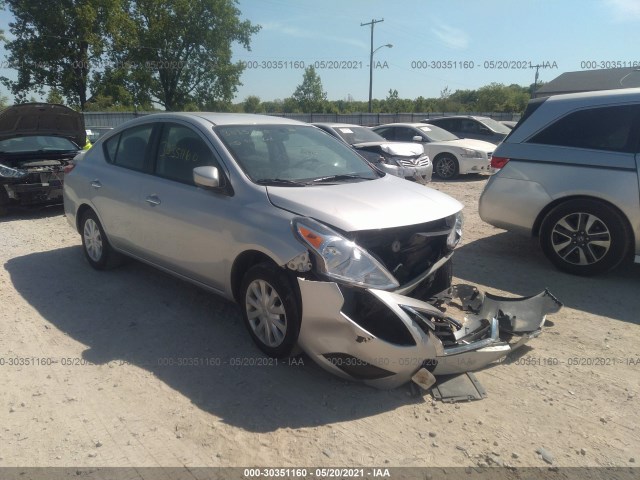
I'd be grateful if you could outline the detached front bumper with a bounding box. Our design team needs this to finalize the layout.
[377,163,433,184]
[297,279,562,389]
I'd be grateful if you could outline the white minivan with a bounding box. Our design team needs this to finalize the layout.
[480,88,640,276]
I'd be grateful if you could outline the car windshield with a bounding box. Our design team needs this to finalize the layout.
[0,135,78,153]
[216,124,380,185]
[419,124,460,142]
[331,125,386,144]
[479,117,512,134]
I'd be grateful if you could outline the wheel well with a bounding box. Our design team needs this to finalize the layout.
[533,195,635,245]
[230,250,279,303]
[433,152,456,162]
[75,204,94,233]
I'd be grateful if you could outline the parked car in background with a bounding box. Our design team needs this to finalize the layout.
[313,122,432,183]
[372,123,494,179]
[424,115,511,145]
[64,112,559,390]
[480,88,640,276]
[0,103,84,215]
[86,127,113,143]
[500,120,518,130]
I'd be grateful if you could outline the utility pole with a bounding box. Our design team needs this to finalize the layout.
[531,63,542,98]
[361,18,384,113]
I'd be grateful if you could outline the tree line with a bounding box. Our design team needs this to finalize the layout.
[243,66,539,115]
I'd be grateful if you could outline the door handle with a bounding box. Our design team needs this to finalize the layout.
[90,180,102,189]
[145,195,161,206]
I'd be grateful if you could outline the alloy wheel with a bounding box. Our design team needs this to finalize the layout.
[550,212,611,266]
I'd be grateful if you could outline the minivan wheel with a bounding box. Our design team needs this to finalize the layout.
[80,210,121,270]
[540,199,630,276]
[433,154,459,180]
[240,263,301,358]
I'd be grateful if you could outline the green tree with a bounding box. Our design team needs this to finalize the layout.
[46,88,64,105]
[243,95,262,113]
[117,0,260,110]
[3,0,124,109]
[292,66,327,113]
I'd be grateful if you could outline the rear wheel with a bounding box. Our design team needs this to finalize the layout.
[80,210,121,270]
[539,199,630,276]
[433,154,459,180]
[240,263,301,358]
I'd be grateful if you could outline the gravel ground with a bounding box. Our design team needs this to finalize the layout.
[0,174,638,469]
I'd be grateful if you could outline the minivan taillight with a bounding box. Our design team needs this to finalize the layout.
[490,156,509,169]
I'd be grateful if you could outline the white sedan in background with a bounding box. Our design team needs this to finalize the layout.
[373,123,495,180]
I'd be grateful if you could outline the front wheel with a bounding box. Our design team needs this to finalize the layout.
[433,154,459,180]
[240,263,301,358]
[539,199,631,276]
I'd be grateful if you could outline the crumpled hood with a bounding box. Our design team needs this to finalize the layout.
[353,142,424,157]
[266,175,462,232]
[435,138,495,152]
[0,103,86,146]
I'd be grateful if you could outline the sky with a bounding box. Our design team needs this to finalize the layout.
[0,0,639,104]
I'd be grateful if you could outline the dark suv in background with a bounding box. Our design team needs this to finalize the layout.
[424,115,511,145]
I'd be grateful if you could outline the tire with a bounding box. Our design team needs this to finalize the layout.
[80,209,121,270]
[240,263,301,358]
[433,154,459,180]
[539,199,631,276]
[0,186,9,217]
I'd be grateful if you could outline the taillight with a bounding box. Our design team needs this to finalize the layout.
[63,162,76,174]
[490,156,509,169]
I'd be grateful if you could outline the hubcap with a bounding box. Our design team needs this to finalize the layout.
[436,157,455,178]
[83,218,103,262]
[551,212,611,266]
[245,279,287,348]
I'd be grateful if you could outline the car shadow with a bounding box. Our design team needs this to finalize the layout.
[452,231,640,324]
[5,246,422,433]
[0,203,64,223]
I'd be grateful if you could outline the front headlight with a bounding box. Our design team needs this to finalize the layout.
[292,217,399,290]
[446,212,464,249]
[0,163,27,179]
[460,148,482,158]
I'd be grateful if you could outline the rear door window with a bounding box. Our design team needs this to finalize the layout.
[528,104,640,153]
[103,124,154,171]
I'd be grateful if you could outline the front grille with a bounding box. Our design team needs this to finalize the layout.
[396,156,430,167]
[348,218,452,285]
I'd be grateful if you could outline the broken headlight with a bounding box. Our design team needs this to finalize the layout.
[0,163,27,179]
[446,212,463,249]
[293,217,399,290]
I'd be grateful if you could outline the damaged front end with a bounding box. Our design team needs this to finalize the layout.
[290,213,561,390]
[0,158,71,209]
[297,279,562,390]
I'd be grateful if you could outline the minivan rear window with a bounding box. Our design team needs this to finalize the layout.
[527,104,640,153]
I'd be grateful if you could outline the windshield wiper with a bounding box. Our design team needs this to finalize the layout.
[309,174,374,184]
[256,178,308,187]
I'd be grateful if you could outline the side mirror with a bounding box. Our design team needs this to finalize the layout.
[412,135,423,142]
[193,166,221,189]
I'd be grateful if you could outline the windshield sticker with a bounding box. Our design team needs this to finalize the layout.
[419,127,432,131]
[339,128,354,133]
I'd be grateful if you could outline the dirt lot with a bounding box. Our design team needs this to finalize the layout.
[0,175,638,470]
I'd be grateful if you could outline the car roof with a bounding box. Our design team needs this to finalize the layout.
[373,123,429,128]
[312,122,363,128]
[427,115,490,121]
[135,112,307,126]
